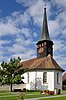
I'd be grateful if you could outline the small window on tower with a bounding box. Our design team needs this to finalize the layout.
[42,43,44,46]
[38,44,41,48]
[39,44,41,47]
[44,42,46,45]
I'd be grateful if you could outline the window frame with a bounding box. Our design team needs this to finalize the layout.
[27,73,29,83]
[57,73,60,84]
[43,72,47,83]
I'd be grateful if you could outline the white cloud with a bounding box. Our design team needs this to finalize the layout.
[0,56,4,61]
[17,0,51,27]
[0,22,20,36]
[11,11,30,26]
[53,40,64,51]
[0,9,31,37]
[27,0,44,26]
[0,50,4,55]
[11,49,36,61]
[8,44,26,53]
[21,28,32,38]
[0,40,12,61]
[33,32,37,37]
[57,11,66,27]
[62,29,66,37]
[54,54,66,69]
[55,0,66,8]
[26,0,51,26]
[0,40,11,46]
[15,34,33,46]
[48,20,61,38]
[16,0,37,7]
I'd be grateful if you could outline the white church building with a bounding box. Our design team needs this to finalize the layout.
[18,6,64,94]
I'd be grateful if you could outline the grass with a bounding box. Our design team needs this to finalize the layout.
[26,93,50,99]
[0,96,17,100]
[0,91,51,100]
[0,90,66,100]
[0,91,15,96]
[0,91,17,100]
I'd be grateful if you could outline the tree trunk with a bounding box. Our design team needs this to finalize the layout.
[10,74,12,92]
[10,83,12,92]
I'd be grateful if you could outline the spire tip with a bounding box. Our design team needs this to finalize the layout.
[44,0,46,9]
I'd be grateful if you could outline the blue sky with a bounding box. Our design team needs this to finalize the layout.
[0,0,66,71]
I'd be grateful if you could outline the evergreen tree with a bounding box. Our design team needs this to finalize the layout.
[0,57,25,92]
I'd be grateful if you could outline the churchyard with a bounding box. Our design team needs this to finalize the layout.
[0,91,66,100]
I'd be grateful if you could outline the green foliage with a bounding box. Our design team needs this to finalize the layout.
[0,57,26,91]
[18,92,26,100]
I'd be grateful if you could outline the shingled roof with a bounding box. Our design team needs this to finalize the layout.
[18,54,64,72]
[62,73,66,81]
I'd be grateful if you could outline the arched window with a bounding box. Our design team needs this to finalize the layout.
[57,73,60,84]
[43,72,47,83]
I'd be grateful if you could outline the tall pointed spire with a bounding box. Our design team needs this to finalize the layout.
[36,0,53,58]
[40,0,50,41]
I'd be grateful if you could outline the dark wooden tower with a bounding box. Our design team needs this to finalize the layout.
[36,6,53,58]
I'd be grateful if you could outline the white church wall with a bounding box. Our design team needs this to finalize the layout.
[35,70,55,90]
[22,73,28,83]
[35,71,44,90]
[29,71,36,90]
[22,70,62,91]
[23,71,44,90]
[27,70,55,90]
[47,71,54,91]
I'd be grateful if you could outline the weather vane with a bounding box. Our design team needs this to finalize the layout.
[44,0,46,8]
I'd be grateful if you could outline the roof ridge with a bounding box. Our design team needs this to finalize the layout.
[30,58,44,69]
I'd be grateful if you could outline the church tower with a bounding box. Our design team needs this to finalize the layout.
[36,4,53,58]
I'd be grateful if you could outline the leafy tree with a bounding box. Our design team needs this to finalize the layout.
[0,57,26,92]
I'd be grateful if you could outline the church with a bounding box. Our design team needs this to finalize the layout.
[18,5,64,94]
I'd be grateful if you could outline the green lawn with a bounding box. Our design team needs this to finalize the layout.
[0,91,51,100]
[0,91,47,100]
[0,96,17,100]
[26,93,50,99]
[0,91,66,100]
[0,91,17,100]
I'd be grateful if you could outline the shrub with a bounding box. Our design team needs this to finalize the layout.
[18,92,26,100]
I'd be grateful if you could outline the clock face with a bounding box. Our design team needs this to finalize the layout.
[38,47,44,53]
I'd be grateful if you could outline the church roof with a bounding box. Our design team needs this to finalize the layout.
[18,54,64,72]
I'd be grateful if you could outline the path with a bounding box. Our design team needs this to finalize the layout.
[25,94,66,100]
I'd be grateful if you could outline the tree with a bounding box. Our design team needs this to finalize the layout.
[0,57,25,92]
